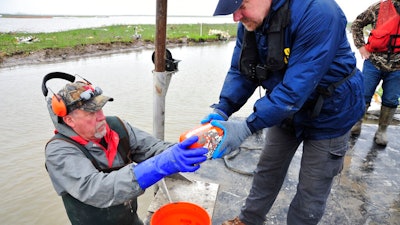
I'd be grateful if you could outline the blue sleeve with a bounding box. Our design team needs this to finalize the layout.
[247,0,349,132]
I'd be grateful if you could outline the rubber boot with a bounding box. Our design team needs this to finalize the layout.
[374,105,397,146]
[351,104,370,136]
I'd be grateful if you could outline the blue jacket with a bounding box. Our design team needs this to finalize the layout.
[213,0,365,140]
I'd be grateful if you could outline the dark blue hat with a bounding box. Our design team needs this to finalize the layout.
[213,0,243,16]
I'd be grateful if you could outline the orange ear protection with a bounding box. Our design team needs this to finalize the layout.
[51,94,69,117]
[42,72,76,117]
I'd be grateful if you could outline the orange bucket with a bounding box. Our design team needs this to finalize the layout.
[150,202,211,225]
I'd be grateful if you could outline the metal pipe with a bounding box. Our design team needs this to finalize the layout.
[153,0,168,140]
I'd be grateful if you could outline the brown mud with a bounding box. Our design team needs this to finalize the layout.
[0,41,152,68]
[0,39,221,68]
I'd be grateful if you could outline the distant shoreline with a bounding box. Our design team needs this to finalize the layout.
[0,14,221,18]
[1,14,53,18]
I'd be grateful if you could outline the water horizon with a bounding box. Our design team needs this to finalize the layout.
[0,14,234,33]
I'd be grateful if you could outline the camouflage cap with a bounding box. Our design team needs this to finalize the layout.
[58,81,113,113]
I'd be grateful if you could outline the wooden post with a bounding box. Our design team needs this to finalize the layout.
[154,0,167,73]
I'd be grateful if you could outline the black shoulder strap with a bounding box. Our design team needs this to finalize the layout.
[265,0,291,71]
[239,0,291,82]
[239,30,261,81]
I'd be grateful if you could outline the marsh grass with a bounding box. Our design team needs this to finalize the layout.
[0,23,238,57]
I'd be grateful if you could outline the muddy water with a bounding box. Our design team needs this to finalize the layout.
[0,41,259,225]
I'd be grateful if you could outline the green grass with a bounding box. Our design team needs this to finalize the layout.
[0,23,238,57]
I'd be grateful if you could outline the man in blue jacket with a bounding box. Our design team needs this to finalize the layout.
[201,0,365,224]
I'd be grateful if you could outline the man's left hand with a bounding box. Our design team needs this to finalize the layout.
[210,120,252,159]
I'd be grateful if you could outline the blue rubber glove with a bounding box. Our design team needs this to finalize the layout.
[200,109,229,124]
[133,136,208,189]
[210,120,252,159]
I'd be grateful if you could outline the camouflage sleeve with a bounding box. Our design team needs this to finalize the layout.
[350,3,380,49]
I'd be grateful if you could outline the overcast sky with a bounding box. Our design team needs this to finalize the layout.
[0,0,378,21]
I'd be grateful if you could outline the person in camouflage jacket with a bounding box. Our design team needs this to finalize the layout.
[351,0,400,146]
